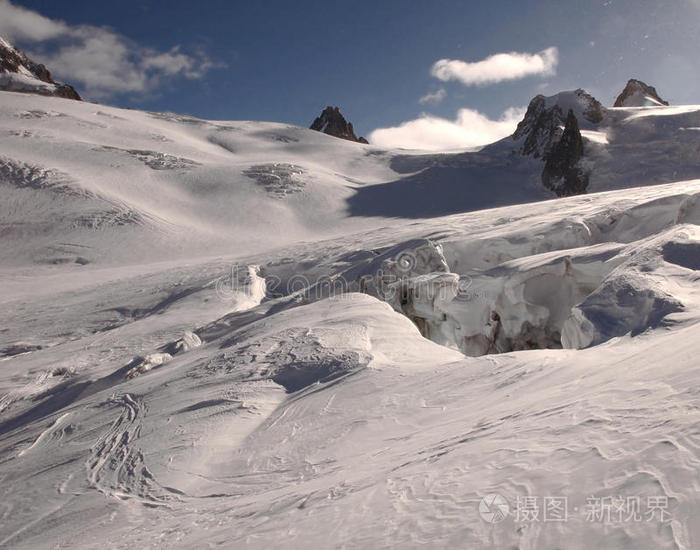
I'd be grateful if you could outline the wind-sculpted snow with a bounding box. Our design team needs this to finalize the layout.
[85,393,180,505]
[362,186,700,356]
[4,280,699,547]
[562,225,700,348]
[243,163,306,198]
[200,326,372,393]
[99,146,201,171]
[125,352,173,379]
[251,127,302,143]
[1,92,699,266]
[146,111,209,126]
[0,157,80,194]
[3,90,700,548]
[16,108,67,119]
[0,156,157,265]
[254,185,700,357]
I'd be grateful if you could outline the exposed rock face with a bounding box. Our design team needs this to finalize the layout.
[310,106,368,144]
[0,35,81,100]
[513,89,604,158]
[512,95,563,159]
[614,79,668,107]
[512,89,602,197]
[541,109,589,196]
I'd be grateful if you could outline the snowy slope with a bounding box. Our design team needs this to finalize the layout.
[1,90,699,266]
[0,92,401,267]
[1,89,700,549]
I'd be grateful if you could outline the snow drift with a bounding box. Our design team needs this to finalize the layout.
[1,88,700,549]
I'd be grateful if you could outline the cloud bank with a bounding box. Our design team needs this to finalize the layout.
[368,107,526,151]
[0,0,216,98]
[431,47,558,87]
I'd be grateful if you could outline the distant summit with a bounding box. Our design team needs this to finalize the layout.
[513,89,604,159]
[614,79,668,107]
[310,106,368,144]
[0,35,81,100]
[513,89,602,196]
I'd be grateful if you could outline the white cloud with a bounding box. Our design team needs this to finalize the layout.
[418,88,447,105]
[0,0,217,98]
[141,46,213,79]
[0,0,66,41]
[431,47,558,87]
[368,106,525,151]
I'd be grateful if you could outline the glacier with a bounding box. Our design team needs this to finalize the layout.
[1,89,700,549]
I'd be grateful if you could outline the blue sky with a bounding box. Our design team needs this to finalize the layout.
[1,0,698,148]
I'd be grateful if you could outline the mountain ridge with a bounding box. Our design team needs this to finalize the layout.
[0,35,81,100]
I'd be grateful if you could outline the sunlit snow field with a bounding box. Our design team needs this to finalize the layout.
[1,91,700,549]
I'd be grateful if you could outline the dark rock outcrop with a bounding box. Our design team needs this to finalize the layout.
[513,95,563,159]
[513,89,604,158]
[310,106,367,144]
[512,89,602,197]
[0,36,81,100]
[614,79,668,107]
[541,109,589,196]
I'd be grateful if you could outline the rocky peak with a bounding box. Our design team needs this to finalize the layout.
[0,35,81,100]
[541,109,589,197]
[310,106,368,144]
[614,79,668,107]
[513,89,604,158]
[512,95,563,158]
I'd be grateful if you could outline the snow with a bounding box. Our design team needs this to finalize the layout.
[616,89,667,107]
[622,104,700,120]
[1,89,700,549]
[125,352,173,379]
[580,129,608,144]
[172,330,202,353]
[0,72,58,95]
[542,89,602,127]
